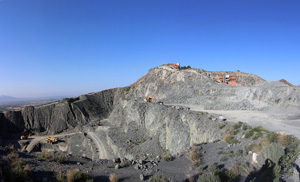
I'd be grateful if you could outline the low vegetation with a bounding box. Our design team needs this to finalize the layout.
[190,146,201,167]
[180,65,191,70]
[149,174,169,182]
[1,147,31,182]
[197,164,239,182]
[109,173,118,182]
[67,169,91,182]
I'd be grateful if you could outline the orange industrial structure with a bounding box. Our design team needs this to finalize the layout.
[216,74,237,86]
[170,63,180,69]
[20,135,29,139]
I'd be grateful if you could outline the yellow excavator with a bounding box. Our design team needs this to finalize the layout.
[144,96,156,102]
[45,137,57,144]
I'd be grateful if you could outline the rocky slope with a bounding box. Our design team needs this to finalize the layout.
[1,64,300,182]
[128,64,300,111]
[0,89,115,134]
[1,64,300,136]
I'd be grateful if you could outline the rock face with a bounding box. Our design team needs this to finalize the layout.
[0,111,25,133]
[0,89,115,134]
[109,100,221,155]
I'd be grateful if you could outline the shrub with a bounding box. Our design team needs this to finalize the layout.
[242,124,248,130]
[277,133,293,147]
[222,134,233,143]
[233,122,243,129]
[259,139,270,148]
[4,144,14,153]
[2,154,31,182]
[149,174,169,182]
[246,143,260,153]
[8,152,18,162]
[53,155,65,163]
[67,169,90,182]
[197,172,221,182]
[219,124,226,129]
[252,136,259,141]
[198,164,221,182]
[109,173,118,182]
[41,149,50,159]
[198,164,239,182]
[280,136,300,173]
[230,129,239,135]
[162,152,173,162]
[267,132,279,143]
[36,155,43,161]
[190,146,201,161]
[180,65,191,70]
[11,160,26,169]
[239,162,254,175]
[245,130,254,139]
[229,138,239,144]
[56,171,64,182]
[257,143,284,165]
[220,156,228,162]
[234,149,243,157]
[23,165,31,173]
[229,163,240,176]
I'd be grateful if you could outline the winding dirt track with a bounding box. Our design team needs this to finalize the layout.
[87,132,108,159]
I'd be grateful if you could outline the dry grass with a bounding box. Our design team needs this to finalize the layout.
[260,139,270,148]
[5,144,14,153]
[109,173,118,182]
[23,164,31,173]
[229,163,240,176]
[189,146,201,167]
[67,169,79,182]
[251,145,260,153]
[186,173,194,182]
[228,126,235,133]
[277,133,293,147]
[56,171,64,182]
[41,149,50,159]
[7,152,18,162]
[190,146,201,161]
[239,163,252,175]
[222,134,233,143]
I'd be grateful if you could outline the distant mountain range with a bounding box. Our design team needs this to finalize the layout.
[0,95,16,101]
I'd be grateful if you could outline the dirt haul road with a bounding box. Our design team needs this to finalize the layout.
[25,132,81,153]
[87,131,108,159]
[180,104,300,139]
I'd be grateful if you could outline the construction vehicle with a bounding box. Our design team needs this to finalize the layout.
[216,74,237,87]
[20,135,29,140]
[170,63,180,69]
[144,96,156,102]
[45,137,57,144]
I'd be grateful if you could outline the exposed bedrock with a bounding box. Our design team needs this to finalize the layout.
[0,89,115,134]
[129,65,300,111]
[109,99,221,155]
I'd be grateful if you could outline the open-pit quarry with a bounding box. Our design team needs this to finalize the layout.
[1,64,300,182]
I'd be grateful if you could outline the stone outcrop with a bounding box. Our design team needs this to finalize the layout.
[0,89,116,134]
[109,100,221,155]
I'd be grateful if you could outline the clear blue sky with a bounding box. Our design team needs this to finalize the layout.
[0,0,299,97]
